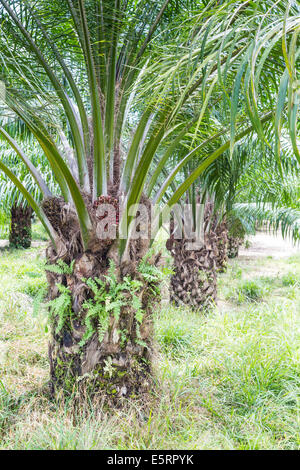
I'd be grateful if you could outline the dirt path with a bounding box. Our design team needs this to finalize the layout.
[239,231,300,259]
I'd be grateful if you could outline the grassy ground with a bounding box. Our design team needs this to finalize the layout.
[0,219,49,243]
[0,235,299,450]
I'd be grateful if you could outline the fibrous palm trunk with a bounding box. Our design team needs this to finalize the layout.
[42,193,160,404]
[210,214,228,273]
[227,235,243,258]
[167,201,218,310]
[227,217,245,258]
[9,203,33,249]
[167,202,228,310]
[167,236,217,309]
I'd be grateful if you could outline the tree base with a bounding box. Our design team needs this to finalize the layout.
[41,193,160,405]
[48,329,154,404]
[45,245,159,405]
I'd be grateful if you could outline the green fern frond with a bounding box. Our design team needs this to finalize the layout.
[45,259,75,275]
[46,284,72,334]
[106,298,124,322]
[138,259,164,283]
[32,286,48,318]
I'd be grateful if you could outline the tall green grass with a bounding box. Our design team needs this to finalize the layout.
[0,246,299,449]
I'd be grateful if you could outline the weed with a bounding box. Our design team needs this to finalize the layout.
[228,280,266,304]
[282,272,300,287]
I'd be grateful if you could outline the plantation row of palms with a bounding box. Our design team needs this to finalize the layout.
[165,134,300,308]
[0,0,299,403]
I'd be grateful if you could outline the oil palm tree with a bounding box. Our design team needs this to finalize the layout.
[165,97,300,309]
[0,169,33,249]
[202,141,251,260]
[204,132,300,259]
[165,194,221,310]
[230,137,300,247]
[0,0,299,401]
[0,133,57,248]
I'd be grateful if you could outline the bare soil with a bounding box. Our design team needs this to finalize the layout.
[240,231,300,259]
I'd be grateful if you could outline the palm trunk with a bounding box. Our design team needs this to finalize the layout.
[9,203,33,249]
[214,219,228,272]
[42,195,159,403]
[167,201,219,310]
[227,218,245,259]
[167,236,217,310]
[227,235,243,258]
[205,203,228,272]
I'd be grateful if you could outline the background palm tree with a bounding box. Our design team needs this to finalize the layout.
[165,118,300,309]
[0,0,299,401]
[0,133,57,248]
[206,135,300,256]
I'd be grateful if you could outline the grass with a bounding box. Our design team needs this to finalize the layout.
[0,219,49,242]
[0,210,9,240]
[0,241,299,449]
[226,279,266,304]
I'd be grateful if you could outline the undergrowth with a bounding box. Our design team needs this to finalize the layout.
[0,244,299,449]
